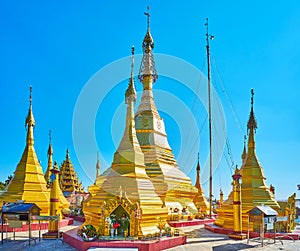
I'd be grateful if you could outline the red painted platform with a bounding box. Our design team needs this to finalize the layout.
[168,218,215,228]
[63,227,187,251]
[64,214,85,222]
[0,218,73,232]
[205,223,300,240]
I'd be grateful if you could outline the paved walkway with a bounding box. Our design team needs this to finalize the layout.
[166,225,300,251]
[0,221,79,251]
[1,222,300,250]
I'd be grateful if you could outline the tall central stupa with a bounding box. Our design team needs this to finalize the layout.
[82,10,208,237]
[134,9,199,213]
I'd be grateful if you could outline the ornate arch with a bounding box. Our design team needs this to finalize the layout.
[101,196,140,237]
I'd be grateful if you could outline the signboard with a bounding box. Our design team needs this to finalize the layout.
[276,216,288,222]
[249,215,261,222]
[31,215,59,221]
[5,214,20,221]
[9,220,22,228]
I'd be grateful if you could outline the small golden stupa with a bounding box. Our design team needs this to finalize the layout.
[215,89,280,231]
[193,155,209,215]
[83,46,167,237]
[44,134,70,211]
[59,149,84,197]
[0,87,69,215]
[0,87,50,214]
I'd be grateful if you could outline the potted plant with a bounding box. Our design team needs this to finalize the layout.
[78,224,97,241]
[157,218,166,237]
[163,225,172,237]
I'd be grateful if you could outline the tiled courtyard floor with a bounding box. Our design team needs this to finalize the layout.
[1,221,300,251]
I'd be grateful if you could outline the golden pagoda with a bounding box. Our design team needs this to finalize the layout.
[215,89,280,231]
[44,133,70,211]
[134,8,198,214]
[59,149,84,197]
[0,87,50,214]
[83,46,168,237]
[193,155,209,215]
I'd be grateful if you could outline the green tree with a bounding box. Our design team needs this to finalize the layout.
[0,181,5,190]
[5,175,13,186]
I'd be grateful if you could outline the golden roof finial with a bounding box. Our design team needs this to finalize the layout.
[96,151,100,168]
[142,6,154,50]
[131,45,135,78]
[53,161,59,170]
[247,89,257,151]
[241,135,247,160]
[195,153,201,188]
[96,151,100,178]
[29,86,32,104]
[25,86,35,146]
[235,165,239,174]
[138,6,158,83]
[247,88,257,132]
[196,153,200,171]
[47,130,53,156]
[25,86,36,128]
[145,6,150,31]
[45,129,54,182]
[49,129,52,143]
[66,148,70,161]
[232,164,241,180]
[125,46,137,104]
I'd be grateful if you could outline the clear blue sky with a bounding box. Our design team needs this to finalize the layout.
[1,1,299,200]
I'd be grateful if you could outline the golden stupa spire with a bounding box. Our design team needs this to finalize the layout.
[66,148,70,161]
[135,8,199,214]
[45,130,54,182]
[125,46,137,104]
[96,151,100,178]
[195,153,201,189]
[25,86,36,146]
[241,135,247,161]
[125,45,137,127]
[113,46,144,163]
[138,6,158,84]
[247,89,257,152]
[193,152,210,215]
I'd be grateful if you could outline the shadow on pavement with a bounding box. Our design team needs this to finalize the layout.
[188,238,229,244]
[213,243,256,251]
